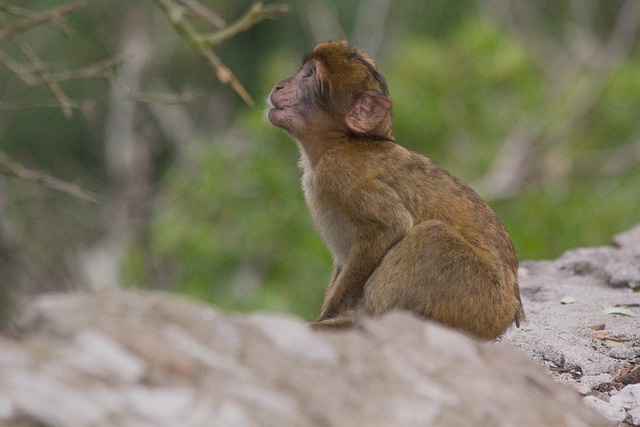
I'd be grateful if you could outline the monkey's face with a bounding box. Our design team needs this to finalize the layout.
[267,59,338,139]
[267,62,310,130]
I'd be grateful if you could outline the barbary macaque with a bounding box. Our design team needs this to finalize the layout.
[267,40,524,340]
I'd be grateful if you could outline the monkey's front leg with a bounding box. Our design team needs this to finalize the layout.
[317,236,401,322]
[309,265,356,329]
[328,264,342,288]
[312,175,414,324]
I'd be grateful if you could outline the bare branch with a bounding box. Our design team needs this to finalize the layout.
[177,0,226,29]
[0,151,101,205]
[11,34,75,117]
[199,48,255,106]
[0,0,86,41]
[0,99,95,117]
[1,1,284,112]
[51,57,125,81]
[0,50,193,112]
[202,2,290,46]
[0,48,40,84]
[154,0,289,106]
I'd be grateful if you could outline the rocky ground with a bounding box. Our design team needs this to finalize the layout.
[500,224,640,426]
[0,292,609,427]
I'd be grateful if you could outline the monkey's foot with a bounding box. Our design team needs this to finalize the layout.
[309,316,355,330]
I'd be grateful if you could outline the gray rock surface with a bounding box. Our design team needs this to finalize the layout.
[1,290,608,427]
[500,225,640,426]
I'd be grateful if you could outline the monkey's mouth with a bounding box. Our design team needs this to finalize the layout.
[268,100,292,111]
[266,97,293,128]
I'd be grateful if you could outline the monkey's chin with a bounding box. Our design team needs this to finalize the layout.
[267,107,288,129]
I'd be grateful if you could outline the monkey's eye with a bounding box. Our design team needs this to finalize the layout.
[302,66,314,78]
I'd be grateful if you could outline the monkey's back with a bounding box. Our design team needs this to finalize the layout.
[325,138,519,284]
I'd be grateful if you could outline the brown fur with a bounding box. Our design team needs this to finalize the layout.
[267,41,524,340]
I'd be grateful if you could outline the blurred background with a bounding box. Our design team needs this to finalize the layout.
[1,0,639,321]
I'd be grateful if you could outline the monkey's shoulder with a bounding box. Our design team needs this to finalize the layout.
[318,139,459,185]
[311,140,401,190]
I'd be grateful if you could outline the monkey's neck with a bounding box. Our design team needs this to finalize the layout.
[296,132,396,170]
[347,133,396,144]
[295,131,343,169]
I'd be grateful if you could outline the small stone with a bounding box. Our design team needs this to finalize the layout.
[613,224,640,252]
[610,384,640,410]
[576,373,614,395]
[627,406,640,426]
[608,346,636,360]
[583,395,627,423]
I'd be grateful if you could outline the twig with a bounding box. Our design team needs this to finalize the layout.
[155,0,254,105]
[202,2,290,46]
[200,49,255,106]
[0,48,40,85]
[154,0,289,106]
[0,99,95,117]
[0,151,101,205]
[51,57,125,81]
[178,0,226,29]
[0,52,193,112]
[2,1,285,112]
[11,34,75,117]
[0,0,86,41]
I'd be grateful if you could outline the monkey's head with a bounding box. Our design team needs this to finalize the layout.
[267,41,393,142]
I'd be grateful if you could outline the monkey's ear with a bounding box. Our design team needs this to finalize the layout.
[346,91,392,134]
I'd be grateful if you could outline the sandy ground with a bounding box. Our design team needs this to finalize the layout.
[498,224,640,425]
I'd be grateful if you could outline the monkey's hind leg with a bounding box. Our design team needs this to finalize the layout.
[362,220,518,340]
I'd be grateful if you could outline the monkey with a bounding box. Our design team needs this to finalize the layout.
[266,40,524,340]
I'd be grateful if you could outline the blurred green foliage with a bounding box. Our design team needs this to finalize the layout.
[390,20,542,167]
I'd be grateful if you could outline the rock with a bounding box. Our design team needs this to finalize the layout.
[0,291,608,427]
[613,224,640,252]
[501,223,640,426]
[4,223,640,426]
[630,408,640,426]
[610,384,640,410]
[584,396,628,424]
[608,385,640,426]
[556,247,640,289]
